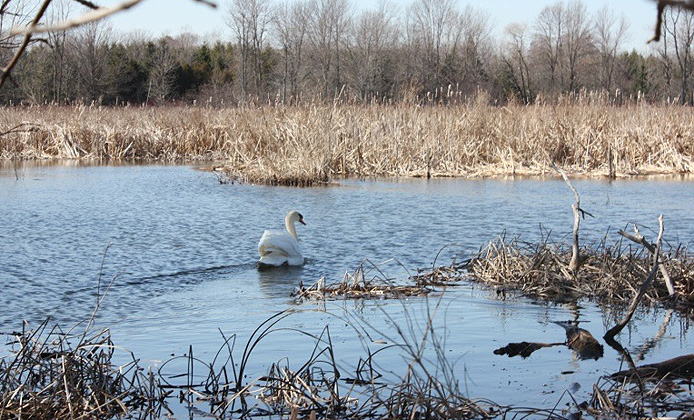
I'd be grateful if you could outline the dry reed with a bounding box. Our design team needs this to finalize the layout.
[590,370,694,418]
[2,99,694,183]
[468,232,694,306]
[293,259,445,300]
[0,319,166,419]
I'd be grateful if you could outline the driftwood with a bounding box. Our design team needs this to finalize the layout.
[605,215,665,341]
[611,354,694,382]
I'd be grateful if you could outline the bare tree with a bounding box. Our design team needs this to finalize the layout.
[531,0,596,96]
[304,0,351,98]
[661,6,694,104]
[273,0,309,102]
[147,38,177,104]
[563,0,593,92]
[502,23,533,104]
[68,19,112,102]
[532,2,565,95]
[594,5,628,92]
[345,0,399,100]
[225,0,273,96]
[405,0,460,92]
[455,6,491,93]
[47,0,72,103]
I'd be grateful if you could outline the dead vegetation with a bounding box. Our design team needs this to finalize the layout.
[291,227,694,310]
[0,319,166,420]
[293,259,437,300]
[150,308,503,420]
[590,365,694,418]
[467,232,694,306]
[2,100,694,184]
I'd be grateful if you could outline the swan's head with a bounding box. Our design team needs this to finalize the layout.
[286,210,306,226]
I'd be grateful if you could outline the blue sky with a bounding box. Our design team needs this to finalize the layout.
[105,0,659,51]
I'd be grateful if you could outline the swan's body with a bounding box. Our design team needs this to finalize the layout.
[258,211,306,266]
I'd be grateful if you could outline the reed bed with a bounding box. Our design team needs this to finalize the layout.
[2,100,694,182]
[468,233,694,306]
[0,319,166,419]
[292,233,694,308]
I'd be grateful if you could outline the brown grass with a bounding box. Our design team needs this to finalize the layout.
[468,232,694,306]
[0,319,167,419]
[2,99,694,183]
[293,260,433,300]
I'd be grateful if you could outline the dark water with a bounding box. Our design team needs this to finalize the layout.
[1,162,693,412]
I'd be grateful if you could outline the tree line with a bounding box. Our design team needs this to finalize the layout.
[3,0,694,106]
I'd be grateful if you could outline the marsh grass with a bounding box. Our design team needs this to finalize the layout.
[292,232,694,308]
[0,319,166,420]
[468,232,694,306]
[293,259,438,300]
[590,373,694,418]
[2,99,694,183]
[152,306,501,420]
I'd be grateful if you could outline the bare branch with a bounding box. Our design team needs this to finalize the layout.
[550,161,588,277]
[605,215,665,341]
[11,0,216,35]
[11,0,144,35]
[618,224,675,296]
[0,0,52,91]
[72,0,100,9]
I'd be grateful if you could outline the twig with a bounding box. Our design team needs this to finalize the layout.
[11,0,145,35]
[0,0,52,90]
[605,215,665,341]
[0,123,40,137]
[72,0,100,9]
[11,0,217,35]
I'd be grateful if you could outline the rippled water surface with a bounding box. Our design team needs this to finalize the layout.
[1,162,693,413]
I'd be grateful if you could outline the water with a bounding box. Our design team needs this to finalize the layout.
[1,162,693,414]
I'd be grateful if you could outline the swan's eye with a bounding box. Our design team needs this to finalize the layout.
[297,213,303,219]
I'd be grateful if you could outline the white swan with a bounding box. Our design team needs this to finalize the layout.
[258,211,306,266]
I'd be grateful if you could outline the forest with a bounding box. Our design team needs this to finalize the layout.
[2,0,693,106]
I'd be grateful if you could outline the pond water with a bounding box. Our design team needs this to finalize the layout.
[1,162,693,416]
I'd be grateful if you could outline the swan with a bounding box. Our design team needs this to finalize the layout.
[258,211,306,266]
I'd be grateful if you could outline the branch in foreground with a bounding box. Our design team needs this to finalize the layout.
[649,0,694,42]
[1,0,217,90]
[0,0,52,91]
[11,0,217,35]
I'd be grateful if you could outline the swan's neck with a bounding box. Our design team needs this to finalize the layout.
[285,218,298,241]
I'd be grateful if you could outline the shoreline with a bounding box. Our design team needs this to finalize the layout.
[3,157,694,180]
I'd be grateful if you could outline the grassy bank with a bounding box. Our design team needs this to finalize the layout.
[1,101,694,183]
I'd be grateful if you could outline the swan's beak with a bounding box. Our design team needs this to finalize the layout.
[299,218,306,225]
